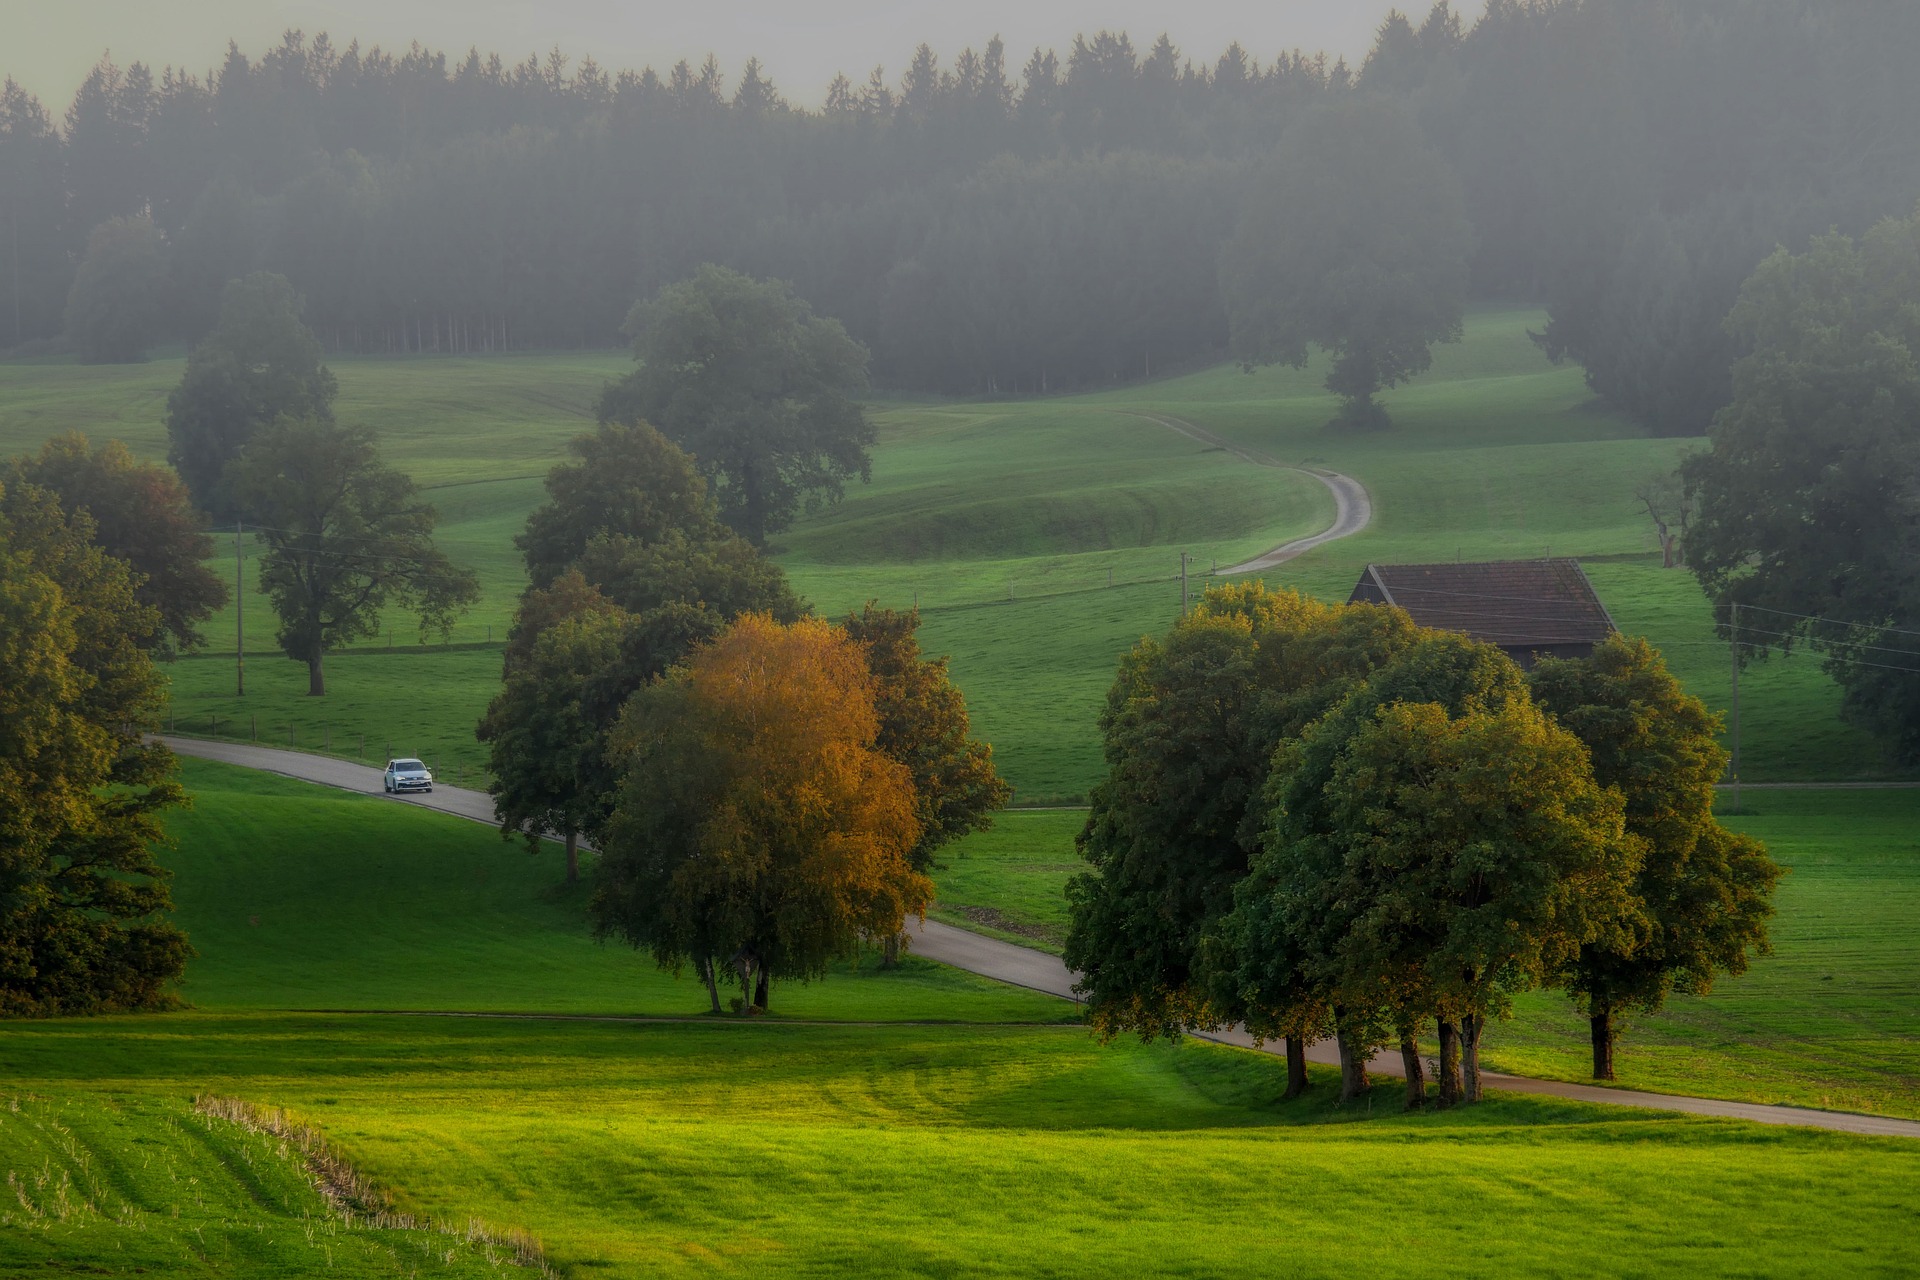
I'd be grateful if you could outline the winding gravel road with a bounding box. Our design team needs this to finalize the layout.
[166,736,1920,1139]
[1127,412,1372,573]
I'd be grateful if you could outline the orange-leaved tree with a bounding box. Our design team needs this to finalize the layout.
[592,613,927,1011]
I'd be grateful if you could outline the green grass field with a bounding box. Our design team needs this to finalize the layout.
[933,791,1920,1121]
[4,308,1904,797]
[9,1013,1920,1279]
[162,759,1071,1022]
[4,752,1918,1274]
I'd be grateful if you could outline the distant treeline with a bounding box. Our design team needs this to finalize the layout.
[4,0,1920,424]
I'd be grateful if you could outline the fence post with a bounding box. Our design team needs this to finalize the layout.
[251,715,257,742]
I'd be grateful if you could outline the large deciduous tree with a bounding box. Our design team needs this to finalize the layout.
[1220,98,1471,430]
[597,265,875,546]
[841,604,1010,870]
[1227,635,1634,1105]
[225,418,478,696]
[1529,635,1780,1079]
[8,432,227,649]
[593,614,927,1012]
[516,420,726,590]
[1682,207,1920,762]
[0,479,191,1016]
[1065,582,1426,1096]
[165,272,338,515]
[480,423,804,882]
[62,215,171,364]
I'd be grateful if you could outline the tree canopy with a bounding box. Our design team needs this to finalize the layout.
[593,614,928,1011]
[517,420,727,590]
[481,422,803,879]
[842,604,1010,872]
[598,265,875,546]
[8,433,227,650]
[1064,582,1426,1094]
[165,272,338,515]
[1220,633,1635,1103]
[224,417,478,696]
[1529,635,1782,1079]
[1682,206,1920,761]
[62,214,169,363]
[10,8,1920,421]
[1219,98,1470,428]
[0,478,190,1016]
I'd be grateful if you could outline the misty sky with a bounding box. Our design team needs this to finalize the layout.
[7,0,1482,108]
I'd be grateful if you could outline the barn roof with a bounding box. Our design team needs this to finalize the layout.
[1348,559,1617,654]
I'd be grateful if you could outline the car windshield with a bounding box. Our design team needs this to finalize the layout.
[394,760,426,771]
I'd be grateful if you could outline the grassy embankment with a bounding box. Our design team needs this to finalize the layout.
[4,759,1918,1277]
[4,308,1899,797]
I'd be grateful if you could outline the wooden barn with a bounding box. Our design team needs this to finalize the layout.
[1348,559,1617,668]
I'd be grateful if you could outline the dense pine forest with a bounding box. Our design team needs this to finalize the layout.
[5,0,1920,427]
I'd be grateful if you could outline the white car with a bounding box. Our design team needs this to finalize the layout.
[383,758,434,794]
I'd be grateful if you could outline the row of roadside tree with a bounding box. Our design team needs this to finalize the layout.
[1066,583,1780,1102]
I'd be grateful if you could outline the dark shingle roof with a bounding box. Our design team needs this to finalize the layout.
[1348,559,1617,652]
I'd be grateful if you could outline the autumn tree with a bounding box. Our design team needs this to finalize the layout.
[8,432,227,649]
[480,425,802,883]
[842,604,1010,963]
[592,614,927,1012]
[842,605,1010,869]
[1529,635,1781,1079]
[1220,98,1470,429]
[63,215,171,363]
[597,265,875,546]
[225,418,478,696]
[0,478,190,1016]
[1066,582,1426,1097]
[165,272,338,515]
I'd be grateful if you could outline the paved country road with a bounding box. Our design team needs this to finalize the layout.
[1127,412,1373,574]
[165,736,1920,1140]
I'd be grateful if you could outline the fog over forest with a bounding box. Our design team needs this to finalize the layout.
[6,0,1920,423]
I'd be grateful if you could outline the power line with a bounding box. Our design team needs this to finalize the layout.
[1736,602,1920,639]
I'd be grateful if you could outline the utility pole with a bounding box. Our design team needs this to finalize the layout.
[1180,552,1191,617]
[1729,601,1741,811]
[235,521,245,697]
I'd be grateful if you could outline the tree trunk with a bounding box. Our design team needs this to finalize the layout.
[1283,1036,1309,1100]
[563,830,579,885]
[733,951,756,1010]
[1435,1020,1462,1108]
[1591,1008,1616,1081]
[1334,1024,1369,1104]
[1400,1033,1427,1110]
[753,967,770,1011]
[1462,1012,1484,1103]
[699,955,721,1014]
[307,652,325,697]
[882,932,902,968]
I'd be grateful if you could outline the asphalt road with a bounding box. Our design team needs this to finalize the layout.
[165,736,1920,1140]
[1125,411,1374,574]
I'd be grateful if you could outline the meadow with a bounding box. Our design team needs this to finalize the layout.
[5,307,1902,797]
[938,790,1920,1121]
[4,759,1918,1277]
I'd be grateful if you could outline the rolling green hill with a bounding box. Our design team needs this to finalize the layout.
[3,307,1908,798]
